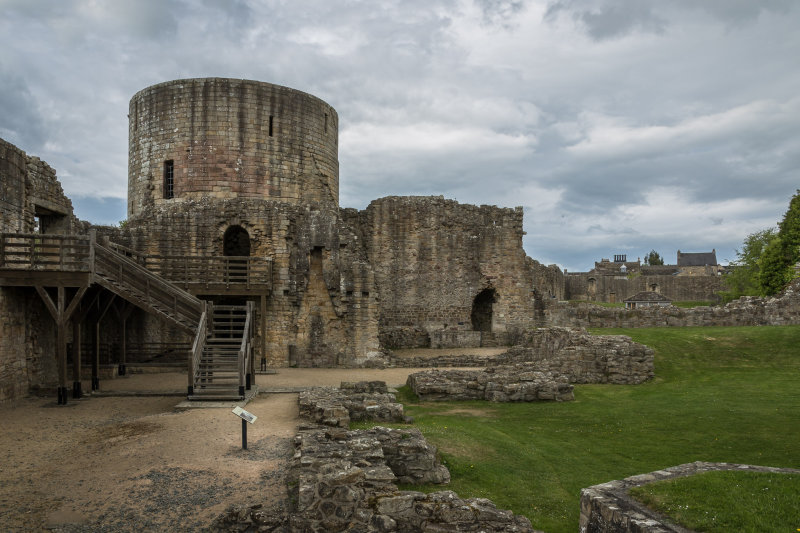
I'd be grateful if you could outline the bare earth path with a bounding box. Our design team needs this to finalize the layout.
[0,366,454,532]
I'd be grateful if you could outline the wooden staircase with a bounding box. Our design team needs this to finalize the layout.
[0,232,257,401]
[93,243,204,333]
[189,303,254,400]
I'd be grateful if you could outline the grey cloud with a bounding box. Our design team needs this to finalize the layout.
[544,0,667,40]
[0,70,46,149]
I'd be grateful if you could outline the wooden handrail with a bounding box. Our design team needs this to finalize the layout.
[189,308,208,394]
[0,233,91,271]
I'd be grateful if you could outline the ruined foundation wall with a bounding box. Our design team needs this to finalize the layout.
[128,78,339,217]
[548,279,800,328]
[0,139,67,400]
[117,198,379,367]
[351,196,538,345]
[565,272,723,303]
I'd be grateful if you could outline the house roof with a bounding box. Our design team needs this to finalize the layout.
[677,250,717,267]
[624,291,672,303]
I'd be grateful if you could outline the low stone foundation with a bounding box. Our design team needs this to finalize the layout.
[374,328,654,386]
[407,367,574,402]
[579,461,800,532]
[550,279,800,329]
[298,381,408,428]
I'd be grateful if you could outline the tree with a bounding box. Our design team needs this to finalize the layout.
[720,228,777,302]
[643,250,664,266]
[758,190,800,295]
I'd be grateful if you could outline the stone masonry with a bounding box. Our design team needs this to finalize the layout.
[407,367,575,402]
[298,381,408,428]
[547,279,800,329]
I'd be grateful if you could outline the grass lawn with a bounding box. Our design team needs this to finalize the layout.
[629,470,800,532]
[671,300,716,308]
[378,325,800,533]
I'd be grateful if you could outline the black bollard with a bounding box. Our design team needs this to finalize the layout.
[242,418,247,449]
[246,373,251,391]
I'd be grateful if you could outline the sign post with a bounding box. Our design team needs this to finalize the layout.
[232,406,257,449]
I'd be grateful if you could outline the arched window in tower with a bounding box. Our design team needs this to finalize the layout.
[471,288,497,332]
[223,225,251,283]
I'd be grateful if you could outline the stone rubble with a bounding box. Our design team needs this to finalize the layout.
[298,381,409,428]
[407,367,574,402]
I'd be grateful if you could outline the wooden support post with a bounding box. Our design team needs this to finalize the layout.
[72,319,82,399]
[260,294,267,372]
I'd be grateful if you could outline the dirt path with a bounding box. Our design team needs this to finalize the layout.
[0,367,445,532]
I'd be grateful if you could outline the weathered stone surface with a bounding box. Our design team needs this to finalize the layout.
[579,462,800,533]
[298,381,408,428]
[548,279,800,329]
[408,367,574,402]
[288,427,535,533]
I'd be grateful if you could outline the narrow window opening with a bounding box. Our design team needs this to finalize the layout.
[163,160,174,199]
[269,116,274,137]
[324,113,328,133]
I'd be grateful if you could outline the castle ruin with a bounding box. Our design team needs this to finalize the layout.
[0,78,563,403]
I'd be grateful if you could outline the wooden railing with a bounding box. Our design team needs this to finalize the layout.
[1,234,271,290]
[106,242,271,288]
[189,308,208,395]
[0,233,91,271]
[94,243,205,331]
[238,301,255,395]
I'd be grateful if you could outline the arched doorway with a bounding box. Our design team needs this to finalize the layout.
[471,288,496,332]
[223,225,251,257]
[223,226,250,283]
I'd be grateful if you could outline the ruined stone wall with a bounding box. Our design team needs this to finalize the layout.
[528,257,565,300]
[0,139,68,400]
[349,196,538,346]
[128,78,339,217]
[116,198,380,367]
[1,137,75,234]
[0,138,27,232]
[565,271,723,303]
[548,279,800,328]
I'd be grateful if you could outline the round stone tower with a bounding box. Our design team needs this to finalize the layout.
[127,78,339,218]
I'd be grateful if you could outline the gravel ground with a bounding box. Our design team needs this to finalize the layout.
[0,366,446,532]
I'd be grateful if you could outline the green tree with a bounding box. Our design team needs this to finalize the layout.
[758,190,800,295]
[720,228,777,302]
[643,250,664,266]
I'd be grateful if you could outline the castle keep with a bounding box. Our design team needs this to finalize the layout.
[0,78,562,402]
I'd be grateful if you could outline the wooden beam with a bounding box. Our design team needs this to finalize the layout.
[34,286,59,322]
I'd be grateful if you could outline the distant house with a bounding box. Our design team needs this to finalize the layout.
[624,291,672,309]
[677,249,717,267]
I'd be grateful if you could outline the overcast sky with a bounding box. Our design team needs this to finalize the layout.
[1,0,798,271]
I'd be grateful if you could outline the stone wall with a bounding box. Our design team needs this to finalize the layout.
[286,427,533,532]
[502,327,654,384]
[109,198,381,367]
[580,462,800,533]
[0,138,27,232]
[128,78,339,217]
[564,270,723,304]
[347,196,540,347]
[548,279,800,329]
[298,381,408,427]
[0,139,72,401]
[407,366,575,402]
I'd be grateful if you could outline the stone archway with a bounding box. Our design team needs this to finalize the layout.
[223,225,250,283]
[223,225,251,257]
[471,288,496,332]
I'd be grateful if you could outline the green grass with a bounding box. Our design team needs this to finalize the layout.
[629,471,800,532]
[568,300,624,308]
[671,300,716,308]
[371,326,800,533]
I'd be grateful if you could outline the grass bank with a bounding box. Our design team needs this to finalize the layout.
[382,325,800,532]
